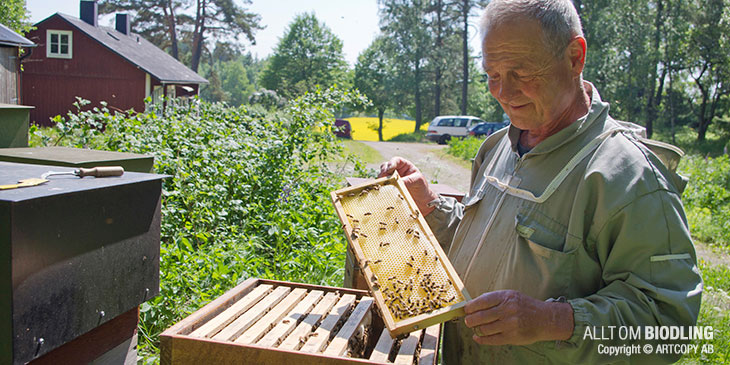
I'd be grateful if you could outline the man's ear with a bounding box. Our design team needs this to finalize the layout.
[566,36,587,78]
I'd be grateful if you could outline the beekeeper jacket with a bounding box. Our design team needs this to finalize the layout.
[425,83,702,364]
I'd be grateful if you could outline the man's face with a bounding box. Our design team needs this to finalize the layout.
[482,17,576,132]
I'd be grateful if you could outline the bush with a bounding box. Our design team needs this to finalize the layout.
[388,130,427,142]
[35,88,368,362]
[446,136,483,161]
[680,155,730,248]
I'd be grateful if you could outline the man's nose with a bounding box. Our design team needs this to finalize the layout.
[496,77,519,102]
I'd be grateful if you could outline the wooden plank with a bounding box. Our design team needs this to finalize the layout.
[211,286,291,342]
[257,290,324,348]
[394,330,422,365]
[418,325,440,365]
[278,292,340,351]
[234,288,308,344]
[30,307,138,365]
[161,278,260,339]
[368,328,395,363]
[161,334,385,365]
[300,294,357,354]
[323,298,374,357]
[189,284,273,338]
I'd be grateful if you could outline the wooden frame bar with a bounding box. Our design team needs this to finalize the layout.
[331,173,470,336]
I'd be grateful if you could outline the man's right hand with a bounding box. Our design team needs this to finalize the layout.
[378,157,440,216]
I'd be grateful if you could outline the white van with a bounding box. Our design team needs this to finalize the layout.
[426,116,486,144]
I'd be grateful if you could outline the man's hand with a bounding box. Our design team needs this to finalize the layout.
[464,290,574,346]
[378,157,439,216]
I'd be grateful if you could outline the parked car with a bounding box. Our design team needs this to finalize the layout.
[334,119,352,139]
[426,115,486,144]
[469,121,510,137]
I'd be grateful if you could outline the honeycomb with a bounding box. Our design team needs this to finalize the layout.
[335,179,465,323]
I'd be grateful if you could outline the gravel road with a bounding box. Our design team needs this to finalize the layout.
[360,141,471,193]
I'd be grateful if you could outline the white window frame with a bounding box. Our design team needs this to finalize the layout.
[46,30,73,59]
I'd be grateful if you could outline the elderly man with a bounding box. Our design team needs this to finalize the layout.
[378,0,702,363]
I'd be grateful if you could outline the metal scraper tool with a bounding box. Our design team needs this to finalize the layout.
[0,166,125,190]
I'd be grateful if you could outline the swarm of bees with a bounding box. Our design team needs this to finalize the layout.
[336,182,460,321]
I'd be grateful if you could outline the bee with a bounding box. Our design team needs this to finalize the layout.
[394,218,399,224]
[363,259,371,268]
[364,212,372,216]
[410,213,417,219]
[341,223,347,230]
[414,231,421,238]
[282,319,290,324]
[435,256,439,262]
[373,259,382,264]
[360,233,368,238]
[379,221,387,225]
[379,241,390,247]
[348,192,356,197]
[424,249,428,256]
[388,276,396,281]
[416,268,421,275]
[406,262,413,267]
[398,194,404,200]
[351,232,359,240]
[410,255,415,261]
[346,214,354,218]
[352,219,359,223]
[379,227,386,231]
[373,184,380,190]
[386,206,395,210]
[334,195,341,203]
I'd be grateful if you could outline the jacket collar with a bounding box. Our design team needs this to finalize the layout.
[508,81,610,156]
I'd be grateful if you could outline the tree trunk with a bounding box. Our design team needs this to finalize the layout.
[190,0,206,72]
[460,0,469,115]
[414,58,423,132]
[378,108,385,142]
[434,0,443,116]
[645,0,664,139]
[165,0,179,60]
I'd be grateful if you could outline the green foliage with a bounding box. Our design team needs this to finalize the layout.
[446,136,483,161]
[388,130,428,143]
[99,0,262,71]
[677,259,730,364]
[0,0,33,35]
[354,36,391,141]
[38,87,368,361]
[260,13,348,99]
[680,155,730,247]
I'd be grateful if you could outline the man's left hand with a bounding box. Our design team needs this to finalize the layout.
[464,290,574,346]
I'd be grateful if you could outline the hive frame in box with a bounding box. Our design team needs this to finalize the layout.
[160,278,440,364]
[331,172,470,337]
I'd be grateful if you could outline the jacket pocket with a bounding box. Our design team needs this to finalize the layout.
[515,213,569,254]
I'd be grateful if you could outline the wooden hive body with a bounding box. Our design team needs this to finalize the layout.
[161,278,440,364]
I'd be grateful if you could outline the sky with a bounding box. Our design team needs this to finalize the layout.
[26,0,483,67]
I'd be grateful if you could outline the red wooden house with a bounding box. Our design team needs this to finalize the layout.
[22,0,208,126]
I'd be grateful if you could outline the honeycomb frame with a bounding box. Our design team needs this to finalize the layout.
[331,172,470,337]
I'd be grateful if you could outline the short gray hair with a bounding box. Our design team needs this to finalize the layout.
[480,0,584,59]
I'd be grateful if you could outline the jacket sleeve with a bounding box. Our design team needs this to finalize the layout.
[559,189,703,364]
[424,195,464,252]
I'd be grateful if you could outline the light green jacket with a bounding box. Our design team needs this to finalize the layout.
[425,83,702,364]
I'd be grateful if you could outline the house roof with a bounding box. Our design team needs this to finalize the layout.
[49,13,207,84]
[0,23,35,47]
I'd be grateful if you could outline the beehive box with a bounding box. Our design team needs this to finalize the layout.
[160,278,441,364]
[331,173,470,337]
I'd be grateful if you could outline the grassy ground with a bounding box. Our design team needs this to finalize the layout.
[677,258,730,364]
[340,139,383,164]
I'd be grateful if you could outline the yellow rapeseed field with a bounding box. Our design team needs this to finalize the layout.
[346,117,429,141]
